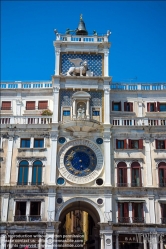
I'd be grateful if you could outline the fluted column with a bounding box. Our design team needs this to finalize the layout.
[126,161,131,186]
[104,88,110,124]
[145,137,153,186]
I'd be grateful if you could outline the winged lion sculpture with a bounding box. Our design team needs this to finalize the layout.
[63,58,91,76]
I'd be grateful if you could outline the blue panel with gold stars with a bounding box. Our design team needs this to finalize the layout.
[64,145,97,176]
[61,54,103,76]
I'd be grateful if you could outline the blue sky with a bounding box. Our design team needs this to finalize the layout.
[1,1,166,83]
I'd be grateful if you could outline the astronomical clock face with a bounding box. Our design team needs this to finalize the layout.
[64,146,97,177]
[58,139,103,184]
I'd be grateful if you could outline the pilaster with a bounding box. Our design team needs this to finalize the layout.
[52,86,60,123]
[145,137,153,186]
[5,134,14,184]
[50,131,58,184]
[103,129,112,186]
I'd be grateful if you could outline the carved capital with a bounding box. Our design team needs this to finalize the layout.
[53,86,60,93]
[16,99,22,105]
[104,87,110,93]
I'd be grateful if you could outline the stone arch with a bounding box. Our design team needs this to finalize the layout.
[55,197,104,223]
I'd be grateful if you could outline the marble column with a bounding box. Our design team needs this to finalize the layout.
[50,133,58,184]
[5,135,14,184]
[126,162,131,186]
[143,236,147,249]
[0,234,6,249]
[160,235,163,249]
[52,86,60,123]
[55,48,61,75]
[1,194,9,222]
[116,235,119,249]
[145,138,153,186]
[104,50,109,76]
[100,234,104,249]
[104,88,110,124]
[104,132,111,186]
[129,202,132,222]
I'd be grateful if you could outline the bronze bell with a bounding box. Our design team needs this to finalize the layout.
[76,14,88,36]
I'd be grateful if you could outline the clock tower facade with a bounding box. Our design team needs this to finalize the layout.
[50,15,113,248]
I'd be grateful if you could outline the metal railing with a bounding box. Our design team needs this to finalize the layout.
[118,217,145,223]
[159,182,166,187]
[0,82,52,89]
[28,215,41,221]
[14,215,27,221]
[14,215,41,222]
[116,183,142,187]
[132,217,145,223]
[118,217,130,223]
[17,182,44,186]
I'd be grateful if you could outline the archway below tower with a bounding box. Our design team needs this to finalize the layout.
[58,200,101,249]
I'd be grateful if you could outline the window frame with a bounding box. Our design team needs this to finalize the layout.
[112,101,121,111]
[131,162,142,187]
[31,160,43,185]
[34,138,44,148]
[1,101,11,110]
[158,162,166,187]
[20,138,30,148]
[38,100,48,110]
[17,160,29,185]
[117,162,127,187]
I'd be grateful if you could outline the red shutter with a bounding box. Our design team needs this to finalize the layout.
[124,139,127,149]
[1,101,11,110]
[26,101,35,110]
[38,101,48,109]
[157,102,160,112]
[156,140,158,149]
[128,139,131,149]
[124,203,128,218]
[112,101,114,111]
[164,140,166,150]
[116,139,118,149]
[124,102,127,111]
[139,139,143,149]
[130,103,133,112]
[147,103,150,112]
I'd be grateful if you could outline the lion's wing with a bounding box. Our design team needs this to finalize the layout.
[68,58,83,66]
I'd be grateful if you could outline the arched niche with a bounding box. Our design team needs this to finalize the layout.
[72,91,91,119]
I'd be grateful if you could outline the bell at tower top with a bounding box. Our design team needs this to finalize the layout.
[76,14,88,36]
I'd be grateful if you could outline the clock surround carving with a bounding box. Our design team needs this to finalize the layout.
[58,139,104,184]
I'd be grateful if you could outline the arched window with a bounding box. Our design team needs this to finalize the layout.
[18,160,29,185]
[117,162,127,187]
[32,160,42,185]
[131,162,141,187]
[158,162,166,187]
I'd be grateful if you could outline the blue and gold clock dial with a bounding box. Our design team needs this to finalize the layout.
[64,145,97,176]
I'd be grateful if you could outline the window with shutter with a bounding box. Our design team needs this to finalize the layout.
[131,162,141,187]
[1,101,11,110]
[124,102,133,112]
[117,162,127,187]
[139,139,143,149]
[38,101,48,109]
[26,101,35,110]
[156,140,165,149]
[116,139,125,149]
[112,102,121,111]
[158,162,166,187]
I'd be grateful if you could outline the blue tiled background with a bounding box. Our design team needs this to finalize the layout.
[61,54,103,76]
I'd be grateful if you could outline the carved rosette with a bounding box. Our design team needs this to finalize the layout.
[57,139,104,184]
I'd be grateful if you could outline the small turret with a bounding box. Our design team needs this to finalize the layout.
[76,14,88,35]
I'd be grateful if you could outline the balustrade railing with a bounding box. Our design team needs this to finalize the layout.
[116,183,142,187]
[0,116,52,125]
[0,115,166,127]
[17,182,44,186]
